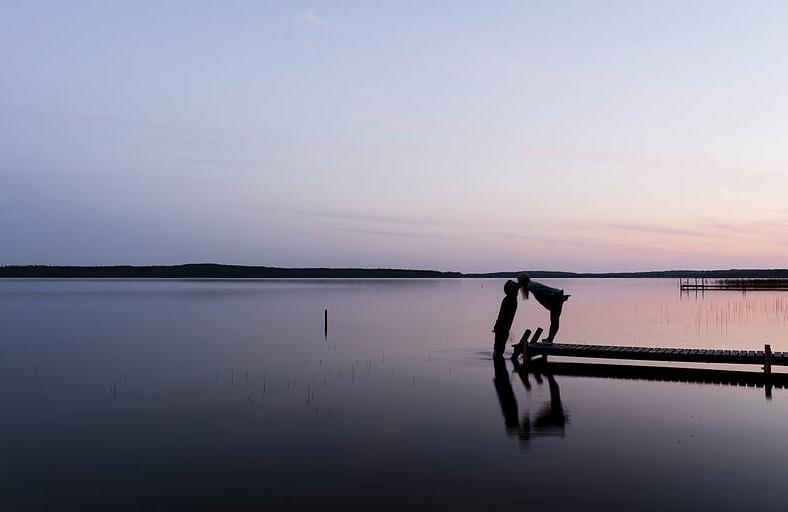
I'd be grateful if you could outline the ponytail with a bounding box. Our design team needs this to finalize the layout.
[518,273,530,299]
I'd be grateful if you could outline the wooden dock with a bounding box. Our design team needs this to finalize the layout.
[519,342,781,373]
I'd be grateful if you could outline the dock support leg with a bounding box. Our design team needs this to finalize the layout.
[511,329,531,361]
[764,344,772,399]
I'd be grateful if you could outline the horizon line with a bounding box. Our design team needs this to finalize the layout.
[2,263,788,277]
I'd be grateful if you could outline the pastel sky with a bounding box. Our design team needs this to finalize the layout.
[3,1,788,272]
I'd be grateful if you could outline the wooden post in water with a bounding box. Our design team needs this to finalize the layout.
[324,309,328,338]
[765,343,773,399]
[528,327,545,362]
[512,329,531,361]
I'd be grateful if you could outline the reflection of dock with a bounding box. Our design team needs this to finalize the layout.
[523,343,783,374]
[526,361,787,399]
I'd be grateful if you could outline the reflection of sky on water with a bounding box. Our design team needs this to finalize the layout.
[1,278,787,510]
[542,279,788,350]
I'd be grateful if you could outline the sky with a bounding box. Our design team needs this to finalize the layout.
[2,1,788,272]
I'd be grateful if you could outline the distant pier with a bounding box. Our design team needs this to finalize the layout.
[679,277,788,291]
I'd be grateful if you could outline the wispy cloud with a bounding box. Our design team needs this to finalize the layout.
[699,221,752,234]
[299,40,317,52]
[290,209,455,227]
[319,224,451,240]
[179,155,338,179]
[305,9,322,26]
[300,8,338,28]
[0,104,229,138]
[697,220,788,245]
[607,223,707,237]
[519,144,788,191]
[353,111,416,128]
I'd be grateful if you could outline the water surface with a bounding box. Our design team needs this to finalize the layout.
[1,278,786,510]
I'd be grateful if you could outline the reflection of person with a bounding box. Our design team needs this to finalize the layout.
[491,358,567,444]
[517,273,570,344]
[493,356,519,436]
[492,280,519,358]
[528,372,567,437]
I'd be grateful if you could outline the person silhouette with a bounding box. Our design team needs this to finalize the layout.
[492,280,519,358]
[517,273,570,344]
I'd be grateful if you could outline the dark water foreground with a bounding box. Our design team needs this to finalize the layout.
[1,279,787,511]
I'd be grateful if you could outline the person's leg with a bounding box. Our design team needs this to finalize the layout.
[493,331,508,357]
[546,302,563,341]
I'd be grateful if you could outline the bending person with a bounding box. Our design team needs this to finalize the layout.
[517,272,570,344]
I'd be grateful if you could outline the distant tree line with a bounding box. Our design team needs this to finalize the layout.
[467,269,788,278]
[1,264,787,279]
[0,264,463,279]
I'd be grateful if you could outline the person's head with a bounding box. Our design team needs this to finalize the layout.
[504,280,518,296]
[517,272,530,299]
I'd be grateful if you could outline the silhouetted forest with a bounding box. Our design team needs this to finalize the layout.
[0,264,461,278]
[467,269,788,278]
[2,264,788,279]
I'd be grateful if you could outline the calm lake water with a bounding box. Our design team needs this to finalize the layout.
[1,278,787,511]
